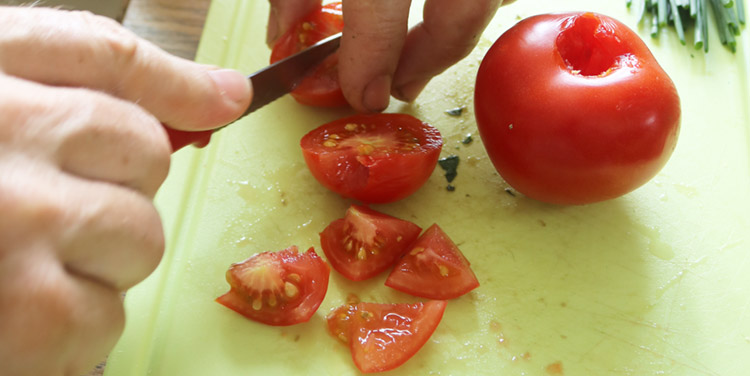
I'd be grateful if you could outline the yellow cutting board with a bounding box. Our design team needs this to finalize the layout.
[105,1,750,375]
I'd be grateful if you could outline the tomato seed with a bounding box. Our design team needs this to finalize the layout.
[410,247,425,256]
[357,144,375,155]
[252,297,263,311]
[356,248,367,260]
[438,264,450,277]
[284,282,299,298]
[345,123,359,132]
[267,293,278,307]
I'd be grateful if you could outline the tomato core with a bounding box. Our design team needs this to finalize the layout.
[556,13,628,76]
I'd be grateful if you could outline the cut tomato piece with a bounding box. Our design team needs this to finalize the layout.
[326,301,359,345]
[320,205,422,281]
[326,300,447,373]
[216,246,330,326]
[385,224,479,300]
[301,113,443,203]
[329,300,447,374]
[270,2,346,107]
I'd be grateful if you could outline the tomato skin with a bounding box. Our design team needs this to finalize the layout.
[216,246,330,326]
[326,300,447,374]
[320,205,422,281]
[301,113,443,204]
[350,300,447,373]
[474,12,681,205]
[270,2,346,107]
[385,224,479,300]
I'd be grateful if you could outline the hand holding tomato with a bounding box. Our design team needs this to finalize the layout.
[267,0,516,112]
[474,12,680,205]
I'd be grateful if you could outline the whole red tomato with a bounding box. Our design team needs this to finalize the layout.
[474,12,680,205]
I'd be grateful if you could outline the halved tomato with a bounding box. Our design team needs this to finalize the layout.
[327,300,448,373]
[301,113,443,203]
[385,224,479,300]
[320,205,422,281]
[270,2,346,107]
[216,246,330,326]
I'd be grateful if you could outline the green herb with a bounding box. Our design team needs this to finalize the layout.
[438,155,460,183]
[504,188,516,197]
[461,134,473,145]
[627,0,745,52]
[446,184,456,192]
[445,106,466,116]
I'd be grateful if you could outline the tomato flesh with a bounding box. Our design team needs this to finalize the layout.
[270,2,346,107]
[216,246,330,326]
[320,205,422,281]
[386,224,479,300]
[327,300,447,374]
[301,113,442,203]
[474,12,680,205]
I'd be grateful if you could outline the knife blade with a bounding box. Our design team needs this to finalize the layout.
[165,32,343,152]
[245,32,342,114]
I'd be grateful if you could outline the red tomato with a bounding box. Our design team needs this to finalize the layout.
[319,205,422,281]
[474,12,681,205]
[301,113,443,203]
[216,246,330,326]
[326,300,447,373]
[385,224,479,300]
[270,2,346,107]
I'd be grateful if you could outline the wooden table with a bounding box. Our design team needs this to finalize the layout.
[122,0,211,61]
[86,2,211,375]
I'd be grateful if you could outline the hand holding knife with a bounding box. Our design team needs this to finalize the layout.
[165,32,342,152]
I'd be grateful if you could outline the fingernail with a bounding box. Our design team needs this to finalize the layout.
[363,74,392,112]
[208,69,251,105]
[393,79,430,103]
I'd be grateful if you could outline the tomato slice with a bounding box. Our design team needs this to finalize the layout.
[270,2,346,107]
[326,300,447,373]
[301,113,443,203]
[319,205,422,281]
[216,246,330,326]
[385,224,479,300]
[326,296,360,345]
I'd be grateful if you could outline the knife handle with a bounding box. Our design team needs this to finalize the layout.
[163,125,213,153]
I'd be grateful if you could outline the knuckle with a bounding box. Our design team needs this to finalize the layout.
[0,164,66,243]
[55,89,170,196]
[74,10,141,86]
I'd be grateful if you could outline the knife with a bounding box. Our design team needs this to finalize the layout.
[165,32,343,152]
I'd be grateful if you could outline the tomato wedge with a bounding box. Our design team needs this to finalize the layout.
[327,300,448,373]
[270,2,346,107]
[216,246,330,326]
[320,205,422,281]
[301,113,443,203]
[386,224,479,300]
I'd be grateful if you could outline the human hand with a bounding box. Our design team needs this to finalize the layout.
[0,6,251,376]
[267,0,516,113]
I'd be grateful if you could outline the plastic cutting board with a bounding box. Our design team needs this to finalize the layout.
[104,1,750,375]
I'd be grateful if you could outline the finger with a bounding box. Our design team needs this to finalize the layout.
[391,0,503,102]
[0,74,170,197]
[0,248,124,376]
[0,158,164,291]
[339,0,413,112]
[0,7,251,131]
[267,0,321,46]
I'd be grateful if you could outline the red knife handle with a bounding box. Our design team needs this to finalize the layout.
[163,125,213,153]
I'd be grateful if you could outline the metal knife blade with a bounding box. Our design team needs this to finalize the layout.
[243,32,342,114]
[165,32,342,152]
